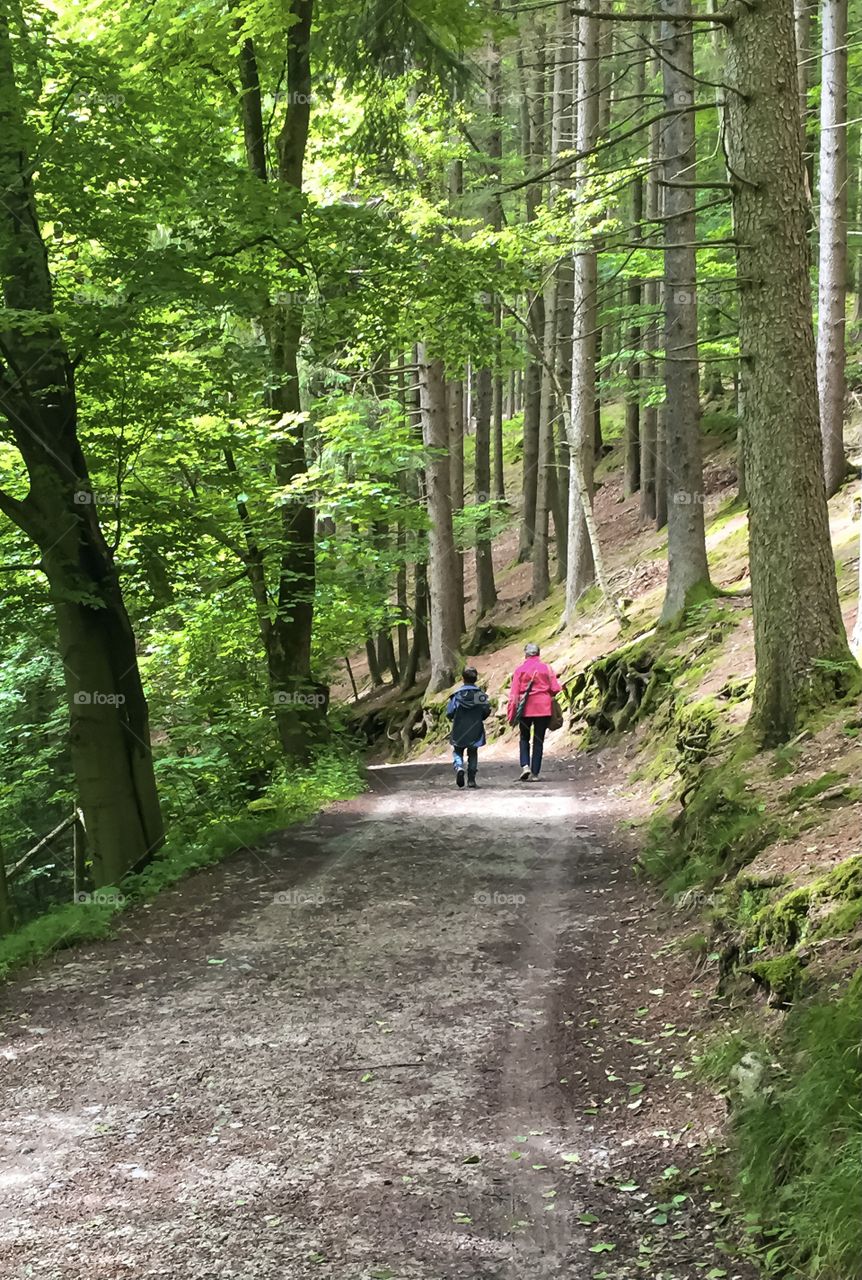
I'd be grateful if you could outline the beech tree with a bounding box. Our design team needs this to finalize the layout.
[231,1,319,754]
[0,6,163,882]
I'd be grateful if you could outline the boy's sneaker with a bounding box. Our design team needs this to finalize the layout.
[467,777,478,788]
[456,768,466,788]
[519,765,531,782]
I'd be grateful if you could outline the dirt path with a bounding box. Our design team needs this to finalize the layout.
[0,755,756,1280]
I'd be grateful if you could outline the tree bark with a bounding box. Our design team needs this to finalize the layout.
[624,175,643,496]
[854,145,862,332]
[725,0,856,743]
[555,251,573,573]
[448,379,467,633]
[532,275,557,602]
[473,22,501,618]
[0,11,164,885]
[492,362,506,502]
[400,557,429,692]
[366,637,384,687]
[533,0,571,601]
[565,3,600,624]
[234,3,318,754]
[487,16,506,507]
[418,348,460,691]
[640,36,661,523]
[660,0,712,623]
[816,0,849,497]
[655,404,668,530]
[794,0,815,198]
[474,367,498,617]
[517,22,546,562]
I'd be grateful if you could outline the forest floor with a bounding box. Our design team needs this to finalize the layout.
[0,746,758,1280]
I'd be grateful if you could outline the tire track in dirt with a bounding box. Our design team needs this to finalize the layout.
[0,756,756,1279]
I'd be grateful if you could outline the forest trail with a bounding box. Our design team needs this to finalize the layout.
[0,758,755,1280]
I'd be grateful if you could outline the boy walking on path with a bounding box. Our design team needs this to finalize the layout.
[507,642,562,782]
[446,667,492,789]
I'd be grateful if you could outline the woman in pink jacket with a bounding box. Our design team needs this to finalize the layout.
[506,642,562,782]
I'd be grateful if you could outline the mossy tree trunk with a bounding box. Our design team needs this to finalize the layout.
[726,0,858,743]
[0,11,164,885]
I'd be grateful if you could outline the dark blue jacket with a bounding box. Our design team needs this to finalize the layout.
[446,684,492,750]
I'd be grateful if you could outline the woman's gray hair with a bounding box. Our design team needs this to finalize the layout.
[524,642,540,657]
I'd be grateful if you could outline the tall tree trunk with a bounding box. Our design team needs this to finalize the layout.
[448,379,467,634]
[473,20,501,617]
[418,348,460,691]
[396,355,411,674]
[640,36,661,523]
[655,403,668,530]
[235,3,317,754]
[488,13,506,506]
[376,629,399,683]
[366,637,384,687]
[624,176,643,496]
[0,11,164,886]
[533,0,571,601]
[492,361,506,502]
[660,0,712,623]
[396,550,409,673]
[565,3,600,623]
[854,145,862,332]
[726,0,857,743]
[593,320,604,457]
[475,367,498,617]
[816,0,849,497]
[532,278,557,602]
[517,23,546,562]
[555,251,574,575]
[552,0,575,580]
[794,0,815,198]
[400,558,429,691]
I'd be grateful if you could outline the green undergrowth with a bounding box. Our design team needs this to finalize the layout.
[747,854,862,952]
[641,751,776,897]
[0,747,364,984]
[698,974,862,1278]
[631,648,862,1277]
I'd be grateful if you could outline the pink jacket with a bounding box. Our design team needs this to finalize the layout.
[507,657,562,721]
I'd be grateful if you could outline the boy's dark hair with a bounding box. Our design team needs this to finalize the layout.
[462,666,478,684]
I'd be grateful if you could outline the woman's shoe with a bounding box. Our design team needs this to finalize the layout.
[456,768,465,788]
[519,765,531,782]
